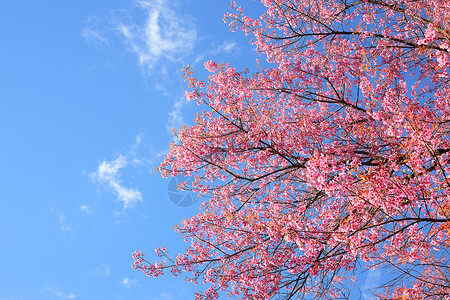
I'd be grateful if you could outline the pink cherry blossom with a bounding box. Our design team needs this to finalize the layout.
[134,1,450,299]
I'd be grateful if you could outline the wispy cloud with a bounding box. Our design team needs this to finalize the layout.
[119,277,137,288]
[91,155,143,209]
[194,40,240,64]
[362,269,381,300]
[152,292,172,300]
[89,264,111,279]
[166,95,189,134]
[82,28,109,46]
[117,0,197,71]
[42,287,76,299]
[82,1,200,133]
[126,133,165,167]
[129,133,145,166]
[218,41,238,53]
[58,214,73,232]
[79,205,92,214]
[89,134,168,210]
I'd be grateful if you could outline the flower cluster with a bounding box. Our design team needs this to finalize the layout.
[135,1,450,299]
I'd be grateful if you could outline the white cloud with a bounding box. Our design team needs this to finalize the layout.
[218,40,238,54]
[160,293,172,300]
[166,95,188,133]
[79,205,92,214]
[89,134,168,211]
[152,292,172,300]
[58,214,73,232]
[117,0,197,70]
[129,134,144,165]
[82,28,109,45]
[362,269,381,300]
[42,287,76,299]
[92,155,143,209]
[154,83,170,96]
[194,40,240,64]
[90,264,111,279]
[119,277,137,288]
[125,133,165,167]
[83,2,198,133]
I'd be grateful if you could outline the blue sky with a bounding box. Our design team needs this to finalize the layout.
[0,1,380,299]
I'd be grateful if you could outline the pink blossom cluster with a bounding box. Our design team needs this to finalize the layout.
[134,0,450,299]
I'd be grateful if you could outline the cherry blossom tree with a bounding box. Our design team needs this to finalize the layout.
[133,0,450,299]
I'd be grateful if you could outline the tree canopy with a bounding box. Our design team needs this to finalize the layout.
[133,0,450,299]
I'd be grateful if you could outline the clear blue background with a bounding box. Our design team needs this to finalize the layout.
[0,1,379,299]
